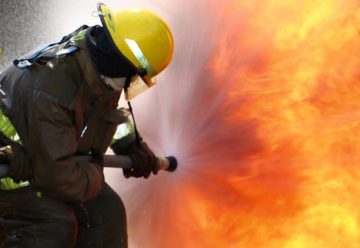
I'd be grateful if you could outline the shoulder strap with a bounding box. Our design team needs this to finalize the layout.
[13,25,89,69]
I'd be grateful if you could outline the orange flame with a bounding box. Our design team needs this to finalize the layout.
[111,0,360,247]
[203,0,360,247]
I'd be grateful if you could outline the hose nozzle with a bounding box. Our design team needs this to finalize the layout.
[157,156,178,172]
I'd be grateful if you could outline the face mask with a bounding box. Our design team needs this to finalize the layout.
[100,75,126,91]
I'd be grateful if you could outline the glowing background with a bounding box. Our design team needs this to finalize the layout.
[2,0,360,247]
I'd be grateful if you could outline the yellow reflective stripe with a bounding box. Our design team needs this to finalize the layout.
[0,109,29,190]
[0,108,20,143]
[112,122,134,141]
[70,29,86,42]
[125,38,155,75]
[0,177,29,190]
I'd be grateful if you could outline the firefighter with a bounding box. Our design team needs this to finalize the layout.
[0,2,174,247]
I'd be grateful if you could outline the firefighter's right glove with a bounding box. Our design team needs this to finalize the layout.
[0,144,31,183]
[89,149,104,170]
[117,142,157,179]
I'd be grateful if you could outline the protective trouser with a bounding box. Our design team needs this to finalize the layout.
[74,183,128,248]
[0,183,127,248]
[0,186,77,248]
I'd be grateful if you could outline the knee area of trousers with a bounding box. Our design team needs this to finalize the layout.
[108,193,126,218]
[54,212,78,247]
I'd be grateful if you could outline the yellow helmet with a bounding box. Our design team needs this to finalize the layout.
[97,3,174,99]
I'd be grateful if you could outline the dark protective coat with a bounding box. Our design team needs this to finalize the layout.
[0,28,129,247]
[0,29,122,203]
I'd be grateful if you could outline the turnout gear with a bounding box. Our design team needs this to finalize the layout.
[0,107,30,189]
[0,25,129,247]
[0,186,78,248]
[74,184,127,248]
[0,142,30,185]
[0,26,120,203]
[97,2,174,99]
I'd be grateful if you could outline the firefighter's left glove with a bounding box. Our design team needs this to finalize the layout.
[0,144,31,183]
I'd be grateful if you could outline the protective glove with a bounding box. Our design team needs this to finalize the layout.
[0,144,31,183]
[115,141,158,179]
[0,146,10,164]
[110,134,135,155]
[89,149,104,168]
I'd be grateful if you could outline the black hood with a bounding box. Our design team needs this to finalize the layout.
[86,25,137,78]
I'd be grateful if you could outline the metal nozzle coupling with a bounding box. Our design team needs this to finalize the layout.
[157,156,178,172]
[165,156,177,172]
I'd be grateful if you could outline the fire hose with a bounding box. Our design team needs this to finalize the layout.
[0,155,178,179]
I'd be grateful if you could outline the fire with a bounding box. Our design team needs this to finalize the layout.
[202,0,360,247]
[112,0,360,247]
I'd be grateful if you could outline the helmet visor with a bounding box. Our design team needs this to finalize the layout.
[125,75,156,101]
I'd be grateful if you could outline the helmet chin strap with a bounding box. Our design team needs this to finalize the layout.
[127,101,141,147]
[98,75,142,147]
[100,75,141,146]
